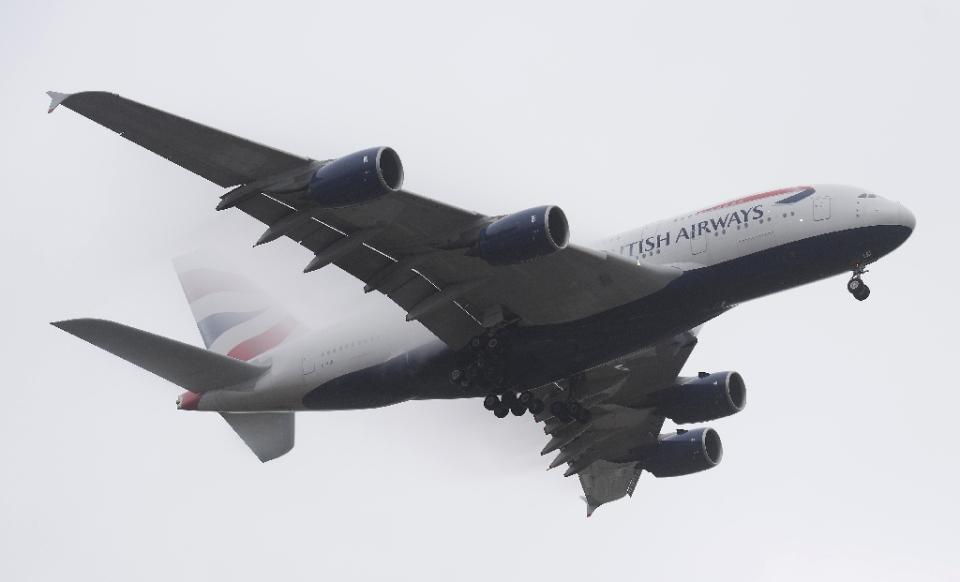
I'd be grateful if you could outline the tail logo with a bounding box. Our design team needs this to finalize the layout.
[173,254,304,361]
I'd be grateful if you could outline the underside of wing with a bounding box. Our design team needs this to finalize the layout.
[531,330,700,514]
[579,461,643,517]
[49,91,310,187]
[49,91,683,349]
[234,192,682,348]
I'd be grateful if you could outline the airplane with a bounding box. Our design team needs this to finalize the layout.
[47,91,916,515]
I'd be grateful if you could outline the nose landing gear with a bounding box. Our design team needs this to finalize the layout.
[848,267,871,301]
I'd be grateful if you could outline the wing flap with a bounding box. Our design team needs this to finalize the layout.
[530,330,701,514]
[579,461,643,517]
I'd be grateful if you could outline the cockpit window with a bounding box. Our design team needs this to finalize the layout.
[858,193,878,198]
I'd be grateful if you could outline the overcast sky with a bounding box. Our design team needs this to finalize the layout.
[2,1,957,580]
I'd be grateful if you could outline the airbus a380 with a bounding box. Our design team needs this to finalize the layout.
[48,91,916,515]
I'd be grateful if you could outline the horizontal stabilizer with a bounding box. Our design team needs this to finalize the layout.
[53,318,268,392]
[220,412,294,462]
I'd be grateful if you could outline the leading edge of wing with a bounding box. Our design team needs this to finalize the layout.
[46,90,310,187]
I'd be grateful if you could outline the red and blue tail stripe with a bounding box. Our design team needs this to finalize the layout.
[173,252,304,361]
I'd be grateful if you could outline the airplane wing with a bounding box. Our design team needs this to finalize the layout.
[49,91,683,349]
[532,329,700,515]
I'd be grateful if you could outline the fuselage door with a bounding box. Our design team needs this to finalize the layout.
[691,232,707,255]
[813,196,831,221]
[302,356,315,375]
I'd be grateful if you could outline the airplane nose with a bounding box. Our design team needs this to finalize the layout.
[899,204,917,232]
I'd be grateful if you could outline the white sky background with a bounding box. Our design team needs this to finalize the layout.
[1,0,957,580]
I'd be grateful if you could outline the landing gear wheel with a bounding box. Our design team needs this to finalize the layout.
[483,394,500,411]
[493,406,509,419]
[510,403,526,416]
[853,284,871,301]
[847,266,871,301]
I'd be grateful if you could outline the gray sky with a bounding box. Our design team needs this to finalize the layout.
[2,1,957,580]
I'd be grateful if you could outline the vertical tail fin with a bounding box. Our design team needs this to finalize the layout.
[172,252,305,361]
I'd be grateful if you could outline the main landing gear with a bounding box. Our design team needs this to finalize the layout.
[483,390,591,423]
[454,333,590,424]
[847,267,871,302]
[449,334,507,391]
[482,376,592,423]
[548,373,592,424]
[483,391,545,418]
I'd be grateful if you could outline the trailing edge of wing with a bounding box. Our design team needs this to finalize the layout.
[45,90,689,350]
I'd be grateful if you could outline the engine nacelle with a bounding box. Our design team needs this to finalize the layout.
[473,205,569,265]
[657,371,746,424]
[644,427,723,478]
[306,146,404,207]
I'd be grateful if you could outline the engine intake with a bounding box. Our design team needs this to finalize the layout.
[657,371,747,424]
[307,146,403,207]
[645,427,723,478]
[473,205,569,265]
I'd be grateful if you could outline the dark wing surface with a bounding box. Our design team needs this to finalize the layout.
[47,91,308,187]
[49,91,681,348]
[531,329,700,515]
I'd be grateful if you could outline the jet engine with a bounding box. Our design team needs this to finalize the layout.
[306,146,404,207]
[644,427,723,478]
[472,205,570,265]
[657,371,746,424]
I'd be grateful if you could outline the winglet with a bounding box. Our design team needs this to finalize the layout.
[46,91,71,114]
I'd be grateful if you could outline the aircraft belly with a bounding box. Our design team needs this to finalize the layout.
[302,341,453,410]
[507,224,911,386]
[298,225,911,408]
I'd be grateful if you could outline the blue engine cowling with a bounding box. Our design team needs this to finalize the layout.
[644,427,723,478]
[657,371,747,424]
[306,146,404,207]
[473,205,569,265]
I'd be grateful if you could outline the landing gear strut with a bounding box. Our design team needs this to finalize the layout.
[449,333,508,391]
[848,267,871,301]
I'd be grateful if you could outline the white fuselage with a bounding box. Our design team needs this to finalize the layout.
[194,184,915,412]
[601,184,912,271]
